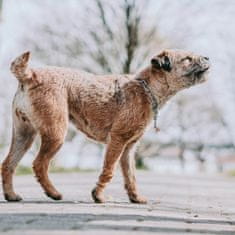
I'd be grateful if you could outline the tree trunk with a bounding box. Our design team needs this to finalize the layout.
[0,0,2,22]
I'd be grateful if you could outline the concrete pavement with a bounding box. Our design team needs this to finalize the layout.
[0,171,235,234]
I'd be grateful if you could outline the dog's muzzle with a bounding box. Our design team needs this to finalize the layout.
[194,66,209,78]
[184,56,210,80]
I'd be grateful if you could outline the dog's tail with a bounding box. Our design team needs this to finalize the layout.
[10,51,32,83]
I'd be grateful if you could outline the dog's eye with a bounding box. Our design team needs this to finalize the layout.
[181,57,192,63]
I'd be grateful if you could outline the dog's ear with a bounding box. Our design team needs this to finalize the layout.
[161,55,172,72]
[151,55,172,72]
[151,57,161,70]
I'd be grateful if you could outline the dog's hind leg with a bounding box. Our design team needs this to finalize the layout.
[120,141,147,204]
[33,117,68,200]
[2,114,36,201]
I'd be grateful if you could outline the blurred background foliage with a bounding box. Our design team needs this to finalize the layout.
[0,0,235,174]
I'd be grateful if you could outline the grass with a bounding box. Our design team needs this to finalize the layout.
[16,165,33,175]
[227,169,235,177]
[50,167,95,174]
[15,165,95,176]
[14,164,147,175]
[0,160,147,176]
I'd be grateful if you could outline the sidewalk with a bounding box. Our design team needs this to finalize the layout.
[0,171,235,234]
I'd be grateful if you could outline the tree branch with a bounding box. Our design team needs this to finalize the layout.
[96,0,114,40]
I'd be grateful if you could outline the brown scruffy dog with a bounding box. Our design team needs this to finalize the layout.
[1,49,210,203]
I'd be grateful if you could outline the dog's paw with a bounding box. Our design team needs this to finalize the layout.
[91,188,105,203]
[4,193,22,202]
[129,195,147,204]
[45,192,63,200]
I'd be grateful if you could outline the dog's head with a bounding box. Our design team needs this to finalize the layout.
[151,49,210,91]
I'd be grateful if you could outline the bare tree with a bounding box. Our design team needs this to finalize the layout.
[24,0,168,74]
[22,0,169,167]
[23,0,234,170]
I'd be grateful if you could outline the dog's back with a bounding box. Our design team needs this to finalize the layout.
[10,52,137,144]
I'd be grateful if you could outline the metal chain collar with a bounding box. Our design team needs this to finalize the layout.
[136,78,160,131]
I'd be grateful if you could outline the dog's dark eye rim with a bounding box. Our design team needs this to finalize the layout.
[181,56,192,62]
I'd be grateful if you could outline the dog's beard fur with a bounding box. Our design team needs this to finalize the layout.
[184,65,209,85]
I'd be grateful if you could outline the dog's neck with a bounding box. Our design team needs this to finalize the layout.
[136,67,177,108]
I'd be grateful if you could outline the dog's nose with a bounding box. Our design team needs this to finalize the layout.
[200,56,210,65]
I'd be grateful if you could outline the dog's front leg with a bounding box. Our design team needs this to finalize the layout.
[92,137,127,203]
[120,141,147,204]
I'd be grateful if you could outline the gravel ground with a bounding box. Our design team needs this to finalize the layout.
[0,171,235,235]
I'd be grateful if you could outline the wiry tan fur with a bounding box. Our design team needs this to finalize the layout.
[2,49,210,203]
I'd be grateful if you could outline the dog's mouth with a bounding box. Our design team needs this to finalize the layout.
[183,64,210,85]
[181,64,210,88]
[184,65,209,77]
[194,66,210,78]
